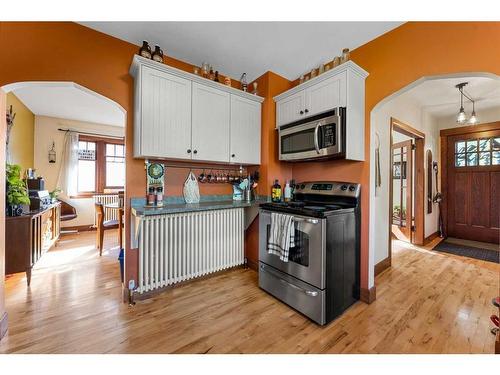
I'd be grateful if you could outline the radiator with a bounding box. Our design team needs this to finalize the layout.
[137,208,244,293]
[93,194,120,225]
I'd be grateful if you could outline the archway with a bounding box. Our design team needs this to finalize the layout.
[368,72,500,286]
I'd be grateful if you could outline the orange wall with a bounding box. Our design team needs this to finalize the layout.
[1,21,499,294]
[292,21,500,289]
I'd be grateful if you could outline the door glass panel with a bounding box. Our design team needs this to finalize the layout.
[266,224,310,267]
[492,137,500,150]
[479,152,491,166]
[466,152,478,166]
[493,151,500,165]
[455,153,466,167]
[466,140,477,152]
[479,138,491,151]
[392,145,408,228]
[455,141,466,153]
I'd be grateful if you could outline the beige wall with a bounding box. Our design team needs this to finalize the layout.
[6,93,34,172]
[34,115,124,227]
[370,95,441,264]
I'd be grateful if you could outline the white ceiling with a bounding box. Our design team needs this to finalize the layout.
[81,22,403,82]
[3,82,126,127]
[400,76,500,118]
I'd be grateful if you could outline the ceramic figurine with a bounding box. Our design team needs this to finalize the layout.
[341,48,350,63]
[252,82,258,95]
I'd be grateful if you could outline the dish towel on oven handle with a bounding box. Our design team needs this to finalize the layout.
[267,212,295,262]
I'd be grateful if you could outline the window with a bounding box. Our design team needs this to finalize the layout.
[78,141,96,193]
[105,143,125,187]
[76,136,125,196]
[455,137,500,167]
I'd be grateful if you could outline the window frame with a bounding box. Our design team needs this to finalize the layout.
[73,135,125,198]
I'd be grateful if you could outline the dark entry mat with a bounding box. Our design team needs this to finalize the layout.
[433,241,499,264]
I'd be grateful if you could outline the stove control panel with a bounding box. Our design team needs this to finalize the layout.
[294,181,360,198]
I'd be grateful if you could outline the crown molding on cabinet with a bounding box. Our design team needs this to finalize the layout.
[273,60,369,102]
[130,55,265,103]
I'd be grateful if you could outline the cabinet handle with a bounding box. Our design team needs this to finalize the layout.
[231,154,235,158]
[305,109,309,113]
[193,150,198,154]
[299,110,304,115]
[187,149,192,154]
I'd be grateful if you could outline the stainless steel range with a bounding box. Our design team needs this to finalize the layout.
[259,181,361,325]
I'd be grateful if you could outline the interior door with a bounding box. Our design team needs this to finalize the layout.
[230,95,261,164]
[141,66,192,159]
[391,140,413,242]
[305,71,346,117]
[446,130,500,243]
[276,90,306,127]
[191,82,230,162]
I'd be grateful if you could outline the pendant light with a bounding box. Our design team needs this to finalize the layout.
[455,82,478,125]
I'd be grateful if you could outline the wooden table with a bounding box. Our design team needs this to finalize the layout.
[104,202,124,249]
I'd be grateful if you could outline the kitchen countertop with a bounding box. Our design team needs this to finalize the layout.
[131,195,269,217]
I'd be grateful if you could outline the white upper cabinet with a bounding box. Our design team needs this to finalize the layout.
[305,71,346,117]
[274,61,368,161]
[138,66,192,159]
[230,95,261,165]
[130,55,264,164]
[191,83,231,163]
[276,90,306,127]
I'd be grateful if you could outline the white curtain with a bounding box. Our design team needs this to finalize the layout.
[56,131,79,197]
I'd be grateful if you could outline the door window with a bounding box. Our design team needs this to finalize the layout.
[455,137,500,167]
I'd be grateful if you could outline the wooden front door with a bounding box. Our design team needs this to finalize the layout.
[391,140,413,242]
[446,129,500,244]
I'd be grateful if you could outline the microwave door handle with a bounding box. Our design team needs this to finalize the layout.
[314,122,321,154]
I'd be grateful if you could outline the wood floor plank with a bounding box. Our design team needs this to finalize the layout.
[0,232,498,353]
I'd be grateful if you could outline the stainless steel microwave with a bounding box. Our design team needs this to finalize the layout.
[279,107,346,161]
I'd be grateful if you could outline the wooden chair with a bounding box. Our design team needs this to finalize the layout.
[95,202,120,256]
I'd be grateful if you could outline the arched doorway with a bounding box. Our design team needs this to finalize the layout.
[368,72,500,283]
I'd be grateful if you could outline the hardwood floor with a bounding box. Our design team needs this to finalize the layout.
[0,232,498,353]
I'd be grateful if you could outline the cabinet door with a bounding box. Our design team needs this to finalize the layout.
[305,71,346,117]
[141,66,192,159]
[191,82,231,162]
[230,95,261,165]
[276,90,306,127]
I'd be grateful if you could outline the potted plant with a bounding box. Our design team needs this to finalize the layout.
[6,163,30,216]
[49,187,62,202]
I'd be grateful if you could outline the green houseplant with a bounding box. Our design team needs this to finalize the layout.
[6,163,30,216]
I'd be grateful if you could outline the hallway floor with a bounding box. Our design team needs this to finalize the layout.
[0,231,498,353]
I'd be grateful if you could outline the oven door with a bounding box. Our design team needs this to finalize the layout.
[279,114,341,161]
[259,210,326,289]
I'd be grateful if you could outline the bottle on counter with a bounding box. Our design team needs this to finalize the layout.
[271,179,282,203]
[156,186,164,207]
[284,180,292,202]
[147,186,156,206]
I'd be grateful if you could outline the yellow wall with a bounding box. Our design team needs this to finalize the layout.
[6,93,34,172]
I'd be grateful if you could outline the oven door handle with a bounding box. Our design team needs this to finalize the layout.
[313,122,321,154]
[260,264,319,297]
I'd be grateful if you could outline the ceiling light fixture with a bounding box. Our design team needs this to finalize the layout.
[455,82,478,125]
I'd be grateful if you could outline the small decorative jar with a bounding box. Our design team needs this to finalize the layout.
[341,48,350,63]
[224,76,232,86]
[310,68,317,79]
[152,45,163,63]
[139,41,152,59]
[252,82,258,95]
[193,66,200,75]
[332,56,340,67]
[318,64,325,75]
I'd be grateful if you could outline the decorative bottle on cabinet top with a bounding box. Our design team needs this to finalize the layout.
[139,41,152,59]
[152,45,164,63]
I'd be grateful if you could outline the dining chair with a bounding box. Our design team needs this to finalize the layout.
[95,202,119,256]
